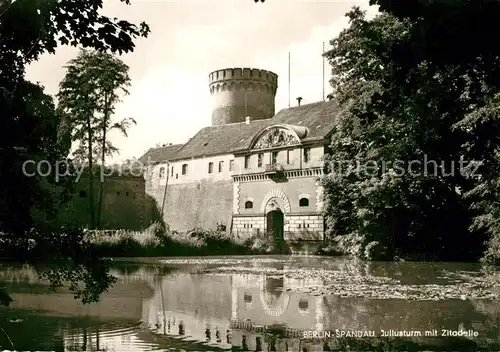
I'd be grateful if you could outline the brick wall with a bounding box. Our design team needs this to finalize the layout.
[232,216,263,240]
[232,214,323,241]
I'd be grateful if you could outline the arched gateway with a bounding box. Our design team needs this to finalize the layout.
[266,208,284,240]
[261,189,290,241]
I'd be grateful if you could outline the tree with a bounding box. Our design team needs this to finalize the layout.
[0,0,149,304]
[1,0,149,232]
[95,117,137,227]
[57,50,136,229]
[365,0,500,264]
[322,4,500,261]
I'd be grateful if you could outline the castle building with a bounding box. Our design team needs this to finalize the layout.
[140,67,338,244]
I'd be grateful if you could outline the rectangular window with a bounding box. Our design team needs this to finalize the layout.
[171,166,173,176]
[182,164,188,175]
[286,150,291,164]
[244,155,250,169]
[218,161,224,173]
[303,148,311,163]
[257,153,263,167]
[159,167,165,178]
[229,160,234,171]
[272,151,278,164]
[208,162,213,174]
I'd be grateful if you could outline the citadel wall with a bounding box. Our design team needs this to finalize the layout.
[60,175,146,230]
[162,180,233,232]
[145,154,236,232]
[143,145,327,233]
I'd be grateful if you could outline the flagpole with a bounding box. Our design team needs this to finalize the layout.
[288,52,291,108]
[322,41,325,101]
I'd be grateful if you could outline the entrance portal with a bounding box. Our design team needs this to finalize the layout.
[266,209,284,240]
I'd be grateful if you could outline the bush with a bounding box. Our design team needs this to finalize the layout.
[481,232,500,266]
[319,233,391,260]
[84,223,277,257]
[243,232,276,253]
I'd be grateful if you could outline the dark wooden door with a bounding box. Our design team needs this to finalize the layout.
[266,210,284,240]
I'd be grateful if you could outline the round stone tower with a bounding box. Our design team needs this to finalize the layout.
[209,68,278,125]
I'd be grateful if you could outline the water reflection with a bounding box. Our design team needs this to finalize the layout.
[0,257,499,351]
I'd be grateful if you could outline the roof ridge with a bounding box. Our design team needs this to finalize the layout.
[139,100,338,162]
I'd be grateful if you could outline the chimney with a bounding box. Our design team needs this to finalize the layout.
[296,97,302,106]
[245,116,251,124]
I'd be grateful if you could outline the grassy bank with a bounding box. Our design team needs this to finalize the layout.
[85,222,278,257]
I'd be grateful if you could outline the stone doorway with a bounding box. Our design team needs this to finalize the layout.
[266,209,284,241]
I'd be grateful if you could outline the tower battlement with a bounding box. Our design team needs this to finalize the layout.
[209,68,278,87]
[209,68,278,125]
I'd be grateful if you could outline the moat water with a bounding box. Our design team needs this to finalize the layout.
[0,256,499,351]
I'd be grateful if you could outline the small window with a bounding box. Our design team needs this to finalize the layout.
[218,161,224,173]
[208,162,213,174]
[171,166,173,176]
[229,160,234,171]
[116,191,120,196]
[299,299,309,310]
[272,151,278,164]
[245,201,253,209]
[299,198,309,207]
[303,148,311,163]
[181,164,188,175]
[257,153,263,167]
[125,191,129,196]
[244,155,250,169]
[79,190,87,198]
[159,167,165,178]
[286,150,291,164]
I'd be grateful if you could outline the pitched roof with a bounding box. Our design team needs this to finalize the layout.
[138,144,183,164]
[139,100,338,162]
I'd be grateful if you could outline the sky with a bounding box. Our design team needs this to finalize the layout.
[26,0,379,163]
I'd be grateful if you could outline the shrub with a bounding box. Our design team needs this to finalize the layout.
[481,232,500,266]
[244,232,276,253]
[83,222,279,257]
